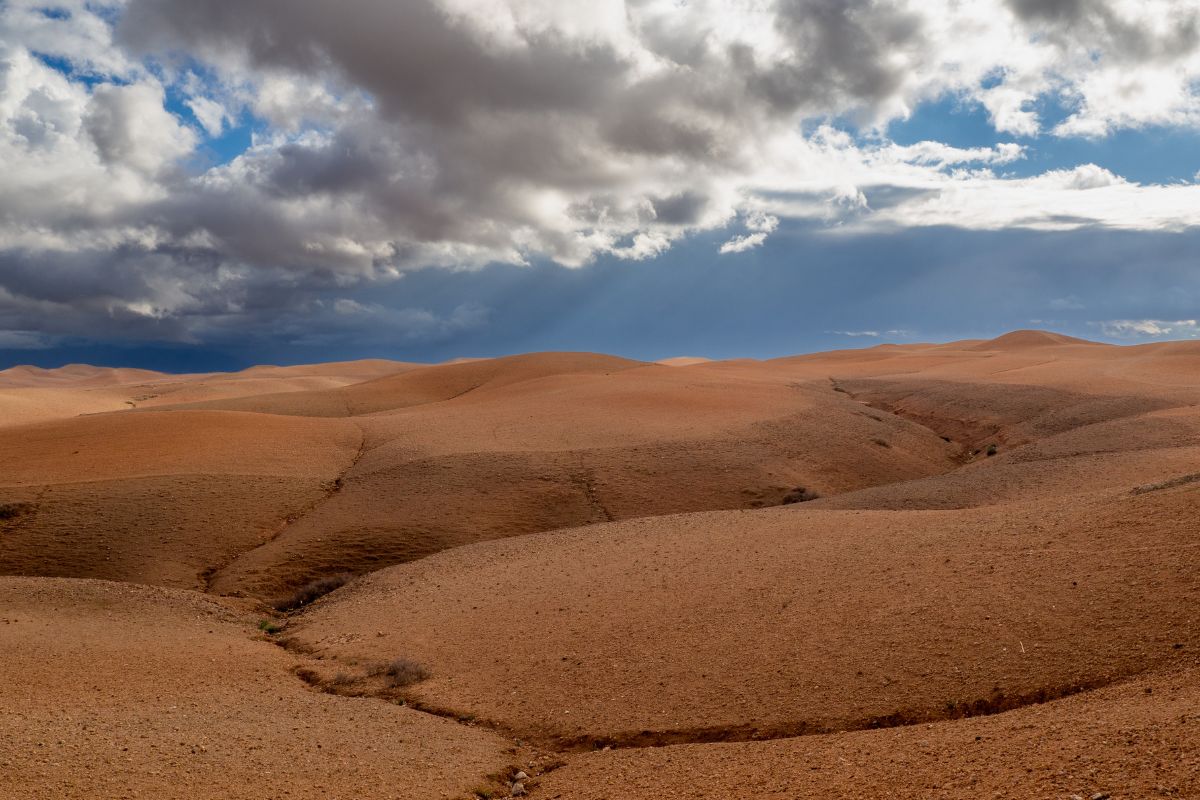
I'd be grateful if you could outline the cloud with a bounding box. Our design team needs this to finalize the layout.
[2,1,1200,348]
[718,232,766,254]
[322,298,488,341]
[85,82,196,173]
[720,210,778,254]
[885,141,1026,167]
[185,96,228,137]
[1005,0,1200,137]
[809,161,1200,232]
[0,330,55,349]
[1049,295,1085,311]
[830,329,911,338]
[1098,319,1200,338]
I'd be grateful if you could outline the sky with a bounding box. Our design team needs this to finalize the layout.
[2,0,1200,370]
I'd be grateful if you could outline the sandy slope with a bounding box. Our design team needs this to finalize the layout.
[3,331,1200,798]
[0,351,963,597]
[0,386,136,428]
[279,331,1198,794]
[535,659,1200,799]
[287,485,1199,745]
[0,364,168,388]
[0,358,414,429]
[208,361,959,596]
[0,411,361,588]
[0,577,511,800]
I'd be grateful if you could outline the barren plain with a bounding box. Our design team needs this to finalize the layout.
[2,331,1197,798]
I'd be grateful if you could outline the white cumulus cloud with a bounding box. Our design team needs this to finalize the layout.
[1099,319,1200,338]
[2,0,1200,343]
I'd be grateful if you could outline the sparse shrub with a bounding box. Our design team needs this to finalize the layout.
[327,672,356,689]
[781,487,820,504]
[293,666,322,685]
[372,657,432,688]
[871,437,891,448]
[985,443,998,456]
[257,619,282,634]
[0,502,34,521]
[271,573,354,612]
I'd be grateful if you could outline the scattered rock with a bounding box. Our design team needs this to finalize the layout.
[510,781,527,796]
[513,771,528,781]
[1091,794,1110,800]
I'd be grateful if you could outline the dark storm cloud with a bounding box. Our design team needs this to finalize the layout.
[15,222,1200,370]
[748,0,924,116]
[118,0,629,124]
[100,0,956,288]
[86,0,968,285]
[1006,0,1200,63]
[117,0,933,125]
[0,242,490,354]
[1006,0,1087,23]
[651,192,710,225]
[4,0,1200,360]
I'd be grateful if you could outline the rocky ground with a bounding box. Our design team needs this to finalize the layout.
[2,330,1198,797]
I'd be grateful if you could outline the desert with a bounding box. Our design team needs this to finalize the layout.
[2,332,1198,798]
[6,1,1200,796]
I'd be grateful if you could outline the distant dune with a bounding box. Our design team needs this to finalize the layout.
[2,330,1198,798]
[655,355,713,366]
[967,328,1101,350]
[0,358,417,429]
[0,363,168,388]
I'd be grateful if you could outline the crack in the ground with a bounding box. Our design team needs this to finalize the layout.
[221,377,1189,769]
[254,631,560,796]
[544,675,1135,752]
[201,422,368,593]
[828,377,976,461]
[271,632,1160,757]
[573,466,614,523]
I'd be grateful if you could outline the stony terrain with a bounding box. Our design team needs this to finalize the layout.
[1,331,1197,798]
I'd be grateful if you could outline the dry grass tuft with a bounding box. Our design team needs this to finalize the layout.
[272,573,355,612]
[0,502,35,521]
[371,657,432,688]
[781,487,820,505]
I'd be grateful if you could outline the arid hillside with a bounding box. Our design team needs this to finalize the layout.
[1,351,960,595]
[2,331,1198,798]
